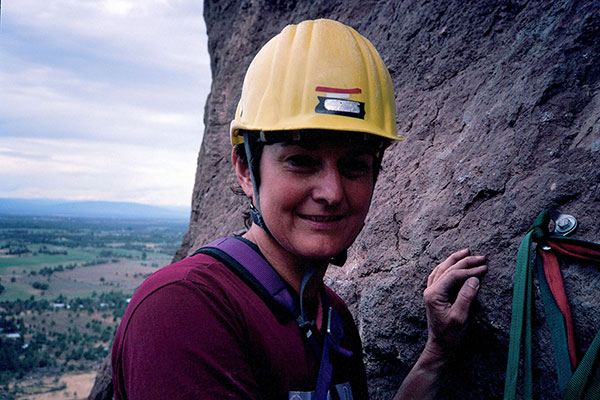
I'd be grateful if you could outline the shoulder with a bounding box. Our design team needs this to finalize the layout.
[117,252,257,337]
[112,253,263,399]
[136,252,229,290]
[113,254,229,344]
[113,252,255,361]
[126,253,240,310]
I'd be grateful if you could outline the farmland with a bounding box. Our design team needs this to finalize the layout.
[0,215,187,399]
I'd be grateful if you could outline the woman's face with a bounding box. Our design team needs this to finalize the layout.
[256,139,376,261]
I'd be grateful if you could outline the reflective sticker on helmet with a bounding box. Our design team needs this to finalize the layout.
[315,97,365,119]
[315,86,365,119]
[324,98,361,113]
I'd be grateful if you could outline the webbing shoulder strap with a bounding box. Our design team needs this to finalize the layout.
[192,237,353,400]
[192,237,299,321]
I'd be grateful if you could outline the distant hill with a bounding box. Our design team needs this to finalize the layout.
[0,198,189,220]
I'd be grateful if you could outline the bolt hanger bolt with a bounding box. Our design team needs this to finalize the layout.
[557,218,572,230]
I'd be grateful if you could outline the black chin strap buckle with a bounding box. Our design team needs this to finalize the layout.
[249,202,268,232]
[329,250,347,266]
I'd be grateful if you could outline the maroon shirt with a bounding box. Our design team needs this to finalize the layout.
[111,252,368,399]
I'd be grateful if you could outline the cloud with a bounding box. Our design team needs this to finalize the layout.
[0,137,197,207]
[0,0,210,207]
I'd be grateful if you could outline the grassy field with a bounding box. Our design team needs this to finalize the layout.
[0,214,187,398]
[0,249,97,274]
[0,215,184,300]
[7,370,96,399]
[1,259,169,301]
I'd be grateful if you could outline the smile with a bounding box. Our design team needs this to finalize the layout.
[298,214,343,222]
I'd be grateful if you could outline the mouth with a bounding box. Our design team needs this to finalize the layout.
[298,214,344,222]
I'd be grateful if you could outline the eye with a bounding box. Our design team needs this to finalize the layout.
[285,154,318,169]
[339,156,374,178]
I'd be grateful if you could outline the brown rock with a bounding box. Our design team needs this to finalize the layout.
[87,354,112,400]
[94,1,600,399]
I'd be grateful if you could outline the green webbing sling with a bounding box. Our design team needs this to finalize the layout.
[504,210,600,399]
[504,211,547,400]
[564,333,600,399]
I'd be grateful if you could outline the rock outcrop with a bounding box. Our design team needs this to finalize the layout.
[91,1,600,399]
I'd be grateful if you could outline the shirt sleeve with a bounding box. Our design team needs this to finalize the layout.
[119,279,260,400]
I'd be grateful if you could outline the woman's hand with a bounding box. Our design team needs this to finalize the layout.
[423,248,487,359]
[394,249,487,400]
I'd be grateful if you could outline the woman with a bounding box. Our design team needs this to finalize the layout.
[112,19,487,399]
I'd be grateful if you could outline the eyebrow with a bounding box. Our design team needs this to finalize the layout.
[279,141,319,151]
[346,148,375,157]
[279,142,375,159]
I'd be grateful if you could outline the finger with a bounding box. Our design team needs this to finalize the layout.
[428,248,471,286]
[450,277,481,322]
[444,255,487,273]
[431,264,487,295]
[429,254,486,287]
[437,248,471,273]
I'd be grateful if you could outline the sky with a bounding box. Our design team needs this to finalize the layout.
[0,0,211,208]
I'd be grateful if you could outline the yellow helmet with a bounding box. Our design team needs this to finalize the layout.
[230,19,399,145]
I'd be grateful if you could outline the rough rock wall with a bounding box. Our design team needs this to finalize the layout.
[90,1,600,399]
[182,0,599,399]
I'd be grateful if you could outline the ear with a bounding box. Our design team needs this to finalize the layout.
[232,147,255,198]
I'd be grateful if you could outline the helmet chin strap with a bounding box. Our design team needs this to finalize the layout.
[241,130,388,343]
[244,132,271,236]
[243,128,388,309]
[243,131,350,266]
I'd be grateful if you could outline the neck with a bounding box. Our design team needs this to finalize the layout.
[243,224,328,303]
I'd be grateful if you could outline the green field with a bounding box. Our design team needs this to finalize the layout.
[0,248,97,273]
[0,214,187,395]
[0,215,185,300]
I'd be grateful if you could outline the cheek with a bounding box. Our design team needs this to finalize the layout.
[348,182,374,212]
[259,176,305,213]
[277,184,308,212]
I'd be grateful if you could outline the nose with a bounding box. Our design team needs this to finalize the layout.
[311,163,344,206]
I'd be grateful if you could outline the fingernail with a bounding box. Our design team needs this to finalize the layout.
[467,277,480,289]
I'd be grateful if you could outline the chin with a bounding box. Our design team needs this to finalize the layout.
[293,242,348,261]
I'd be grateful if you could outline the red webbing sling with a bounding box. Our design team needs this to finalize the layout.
[504,210,600,399]
[538,240,600,369]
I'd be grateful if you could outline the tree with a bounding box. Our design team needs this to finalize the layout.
[31,282,49,291]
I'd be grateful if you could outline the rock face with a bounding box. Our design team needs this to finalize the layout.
[91,1,600,399]
[88,356,112,400]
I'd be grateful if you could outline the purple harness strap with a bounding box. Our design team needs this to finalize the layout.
[203,237,299,317]
[197,237,353,400]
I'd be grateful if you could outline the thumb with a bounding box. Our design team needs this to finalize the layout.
[452,277,480,317]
